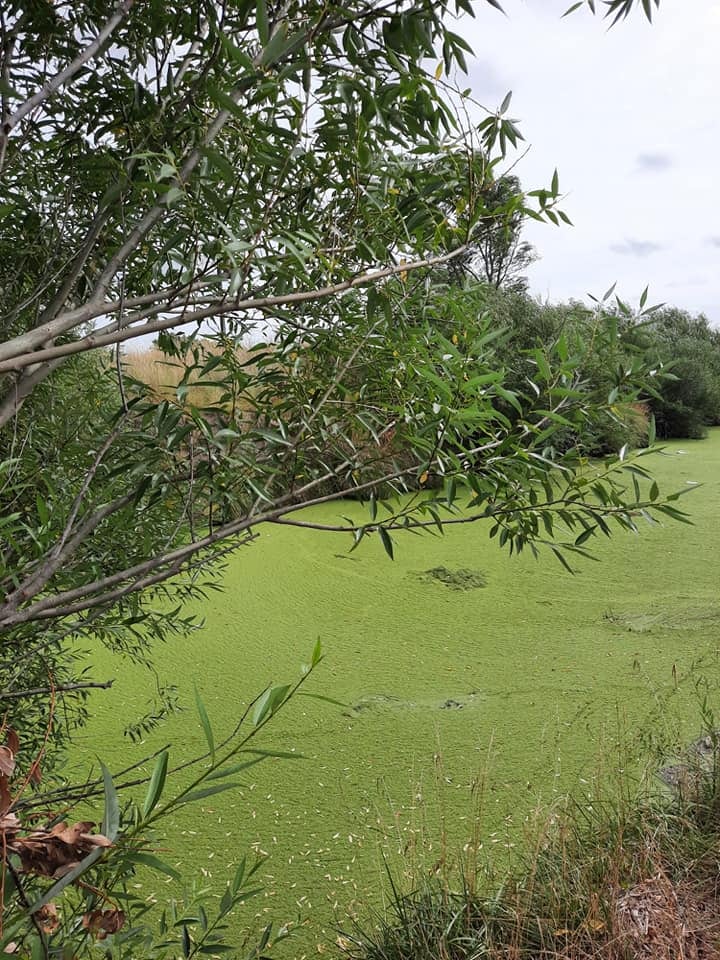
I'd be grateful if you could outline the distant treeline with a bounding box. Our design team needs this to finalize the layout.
[475,286,720,451]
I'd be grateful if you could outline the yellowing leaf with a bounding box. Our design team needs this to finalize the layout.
[419,471,428,485]
[435,62,443,80]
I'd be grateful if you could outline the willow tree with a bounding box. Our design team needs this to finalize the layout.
[0,0,676,955]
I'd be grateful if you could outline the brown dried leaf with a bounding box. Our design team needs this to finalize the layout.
[52,821,94,845]
[0,746,15,778]
[82,909,125,940]
[80,832,112,848]
[0,811,20,834]
[6,730,19,756]
[0,776,11,817]
[10,819,114,877]
[37,902,60,935]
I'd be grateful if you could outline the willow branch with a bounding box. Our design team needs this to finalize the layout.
[0,0,135,146]
[0,680,114,701]
[0,246,469,375]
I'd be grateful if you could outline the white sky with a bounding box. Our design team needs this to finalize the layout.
[462,0,720,323]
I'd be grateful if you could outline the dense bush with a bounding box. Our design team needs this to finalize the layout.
[639,308,720,439]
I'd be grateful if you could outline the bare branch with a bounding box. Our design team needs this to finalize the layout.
[1,491,137,614]
[0,680,114,701]
[0,0,135,161]
[0,246,469,374]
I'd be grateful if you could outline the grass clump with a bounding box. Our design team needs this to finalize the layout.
[341,755,720,959]
[418,566,488,591]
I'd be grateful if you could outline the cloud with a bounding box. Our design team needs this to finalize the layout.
[636,152,672,172]
[610,239,663,258]
[707,236,720,248]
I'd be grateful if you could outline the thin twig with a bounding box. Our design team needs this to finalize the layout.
[0,246,470,374]
[0,0,135,142]
[0,680,114,702]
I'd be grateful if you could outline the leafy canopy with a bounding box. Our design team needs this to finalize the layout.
[0,0,677,955]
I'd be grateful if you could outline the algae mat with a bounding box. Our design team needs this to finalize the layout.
[78,433,720,955]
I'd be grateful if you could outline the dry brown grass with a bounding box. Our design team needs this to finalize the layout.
[613,869,720,960]
[122,341,255,410]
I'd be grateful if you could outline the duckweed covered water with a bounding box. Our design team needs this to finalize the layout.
[78,433,720,956]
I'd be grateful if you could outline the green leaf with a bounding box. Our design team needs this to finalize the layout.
[256,0,269,44]
[574,526,595,547]
[124,851,181,880]
[143,750,169,818]
[378,526,394,560]
[297,692,347,707]
[260,23,301,67]
[208,749,305,780]
[551,547,575,575]
[165,185,184,207]
[232,856,247,894]
[219,35,255,72]
[311,637,322,667]
[252,682,292,726]
[101,762,120,841]
[180,782,242,805]
[194,686,215,764]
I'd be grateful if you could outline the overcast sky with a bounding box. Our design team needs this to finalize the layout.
[462,0,719,323]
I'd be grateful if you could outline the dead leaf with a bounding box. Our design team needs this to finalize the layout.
[0,777,11,817]
[10,820,114,877]
[0,747,15,778]
[37,903,60,935]
[6,730,19,756]
[82,909,125,940]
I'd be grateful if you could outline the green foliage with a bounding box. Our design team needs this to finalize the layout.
[1,653,317,957]
[0,0,679,954]
[637,308,720,439]
[467,174,539,291]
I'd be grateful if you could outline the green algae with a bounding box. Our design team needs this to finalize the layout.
[78,432,720,956]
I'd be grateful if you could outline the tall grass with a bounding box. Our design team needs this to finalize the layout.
[122,342,255,409]
[341,737,720,959]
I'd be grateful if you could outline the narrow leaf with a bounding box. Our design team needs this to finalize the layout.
[194,686,215,764]
[125,851,181,880]
[101,763,120,841]
[179,782,242,805]
[378,527,394,560]
[143,750,169,818]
